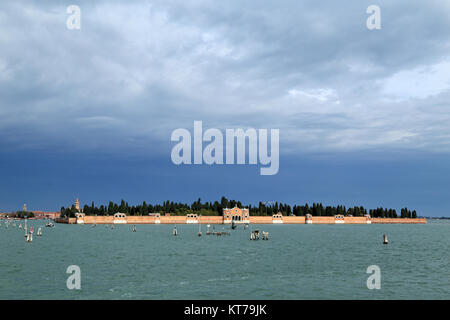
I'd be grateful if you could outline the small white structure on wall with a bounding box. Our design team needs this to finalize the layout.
[272,212,283,224]
[75,212,85,224]
[186,213,198,224]
[113,212,127,224]
[151,213,161,224]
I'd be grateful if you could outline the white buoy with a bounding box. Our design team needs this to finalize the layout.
[132,225,136,232]
[383,234,388,244]
[37,227,42,236]
[173,226,178,236]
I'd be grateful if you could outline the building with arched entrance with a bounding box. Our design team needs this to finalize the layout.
[223,207,249,224]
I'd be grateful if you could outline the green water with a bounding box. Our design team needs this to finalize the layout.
[0,219,449,299]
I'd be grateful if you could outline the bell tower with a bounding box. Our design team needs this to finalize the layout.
[75,198,80,212]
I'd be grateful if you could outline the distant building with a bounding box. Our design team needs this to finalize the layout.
[23,203,27,212]
[31,211,61,219]
[223,207,249,223]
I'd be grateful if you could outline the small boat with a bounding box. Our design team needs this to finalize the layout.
[45,222,54,228]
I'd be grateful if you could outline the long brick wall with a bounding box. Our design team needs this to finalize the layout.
[198,216,223,224]
[62,215,427,224]
[311,216,336,224]
[344,216,368,224]
[372,218,427,224]
[248,216,273,224]
[126,216,157,224]
[282,216,306,224]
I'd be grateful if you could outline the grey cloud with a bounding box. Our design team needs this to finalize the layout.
[0,0,450,155]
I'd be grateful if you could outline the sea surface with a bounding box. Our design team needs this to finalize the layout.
[0,219,449,299]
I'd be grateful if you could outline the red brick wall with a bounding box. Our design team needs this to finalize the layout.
[248,216,273,224]
[311,216,336,224]
[372,218,427,224]
[344,217,368,224]
[282,216,306,224]
[58,215,427,225]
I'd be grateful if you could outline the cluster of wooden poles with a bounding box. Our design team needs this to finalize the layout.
[171,224,231,237]
[250,230,269,240]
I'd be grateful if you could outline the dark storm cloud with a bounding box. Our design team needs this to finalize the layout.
[1,0,450,154]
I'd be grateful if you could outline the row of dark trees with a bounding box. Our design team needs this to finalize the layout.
[60,197,418,218]
[14,211,35,218]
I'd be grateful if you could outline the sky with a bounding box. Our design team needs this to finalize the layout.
[1,0,450,216]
